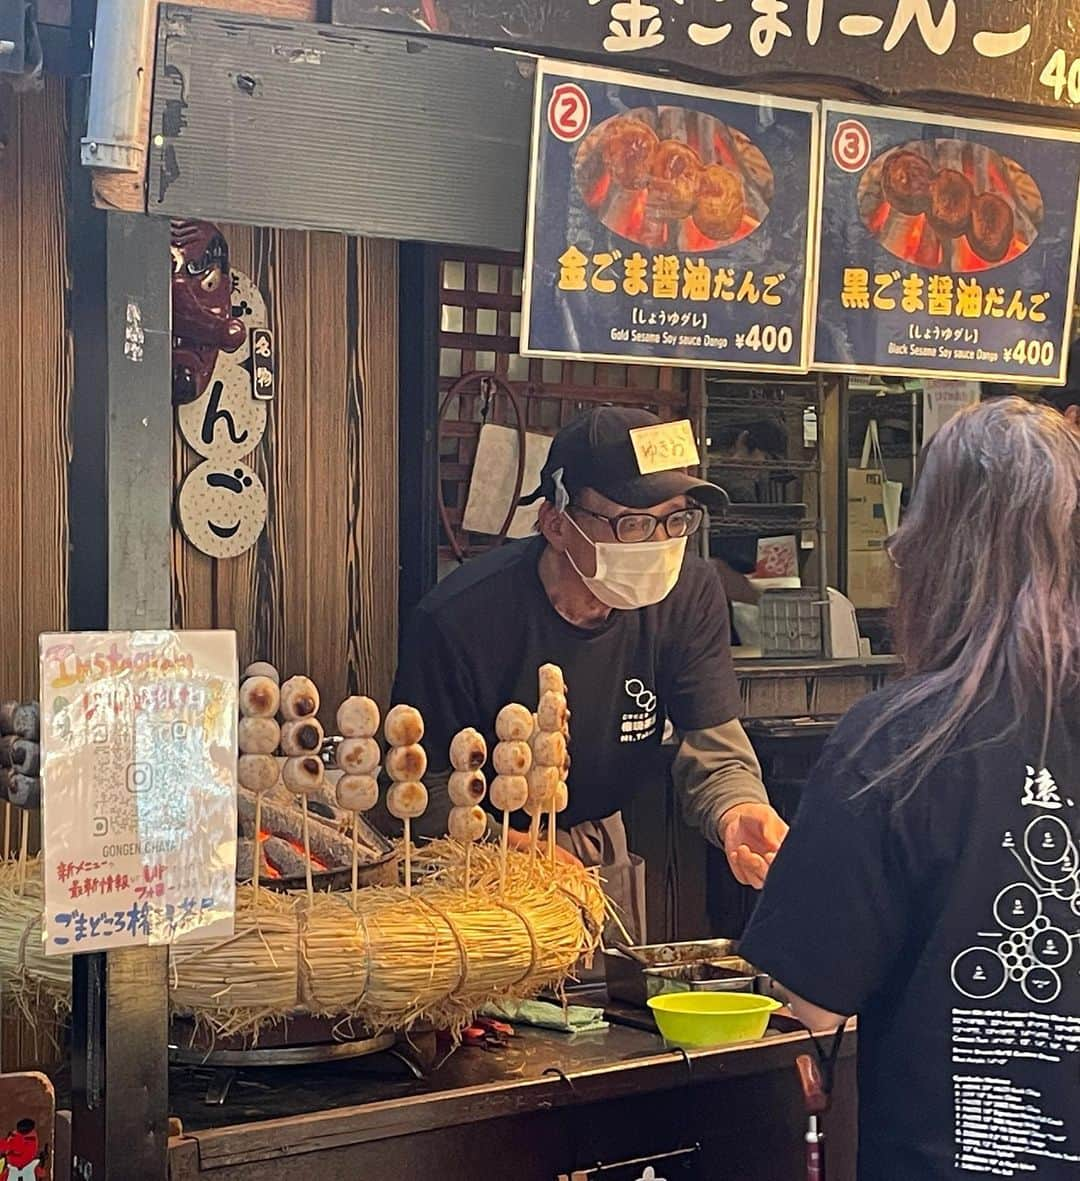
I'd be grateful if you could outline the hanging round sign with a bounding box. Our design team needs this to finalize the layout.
[177,460,267,559]
[227,269,268,365]
[177,361,267,463]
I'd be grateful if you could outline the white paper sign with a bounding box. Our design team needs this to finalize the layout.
[629,419,700,474]
[922,380,980,444]
[40,631,238,956]
[462,424,554,538]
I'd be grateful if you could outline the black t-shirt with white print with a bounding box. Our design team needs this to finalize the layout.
[741,681,1080,1180]
[391,537,742,829]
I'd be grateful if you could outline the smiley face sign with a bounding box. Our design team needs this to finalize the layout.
[177,461,267,559]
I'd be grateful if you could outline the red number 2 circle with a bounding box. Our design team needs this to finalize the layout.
[548,83,591,144]
[832,119,871,173]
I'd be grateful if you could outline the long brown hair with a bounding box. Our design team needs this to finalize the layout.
[852,396,1080,792]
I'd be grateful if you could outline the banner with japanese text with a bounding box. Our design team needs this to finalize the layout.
[521,61,818,372]
[40,631,238,956]
[333,0,1080,117]
[813,102,1080,384]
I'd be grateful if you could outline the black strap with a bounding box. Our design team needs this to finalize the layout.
[806,1021,846,1097]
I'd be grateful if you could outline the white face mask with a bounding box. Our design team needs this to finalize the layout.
[563,512,687,610]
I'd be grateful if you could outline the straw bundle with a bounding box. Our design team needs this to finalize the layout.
[169,884,300,1039]
[0,858,72,1056]
[0,845,605,1043]
[320,840,603,1032]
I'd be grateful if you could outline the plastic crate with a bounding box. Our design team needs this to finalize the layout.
[759,589,822,658]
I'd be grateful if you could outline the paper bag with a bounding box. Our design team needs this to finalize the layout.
[858,418,902,534]
[461,424,553,538]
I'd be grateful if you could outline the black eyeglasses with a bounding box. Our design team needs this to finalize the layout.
[573,504,705,543]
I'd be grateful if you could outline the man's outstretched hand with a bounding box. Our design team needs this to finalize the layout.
[718,802,789,890]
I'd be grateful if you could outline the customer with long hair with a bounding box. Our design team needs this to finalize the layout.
[741,397,1080,1179]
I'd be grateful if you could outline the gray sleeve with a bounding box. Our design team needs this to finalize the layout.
[672,718,768,847]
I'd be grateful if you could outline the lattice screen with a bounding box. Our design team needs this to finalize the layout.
[437,248,696,572]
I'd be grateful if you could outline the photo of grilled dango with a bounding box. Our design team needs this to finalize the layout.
[969,193,1014,263]
[646,140,704,221]
[603,116,659,189]
[859,138,1043,272]
[881,150,932,215]
[928,169,974,239]
[573,106,773,251]
[693,164,745,241]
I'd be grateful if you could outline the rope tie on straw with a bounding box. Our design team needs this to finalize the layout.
[297,903,314,1010]
[417,897,470,998]
[493,898,541,986]
[553,879,605,943]
[357,909,373,1004]
[15,913,36,985]
[13,914,45,1028]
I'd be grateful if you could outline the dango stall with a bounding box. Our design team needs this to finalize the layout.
[0,643,855,1180]
[0,657,603,1040]
[26,0,1080,1174]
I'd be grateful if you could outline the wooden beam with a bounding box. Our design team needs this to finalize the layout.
[89,0,320,213]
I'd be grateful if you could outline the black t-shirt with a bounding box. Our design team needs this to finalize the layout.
[741,681,1080,1180]
[391,538,742,828]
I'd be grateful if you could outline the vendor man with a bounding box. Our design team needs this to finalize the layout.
[389,407,786,938]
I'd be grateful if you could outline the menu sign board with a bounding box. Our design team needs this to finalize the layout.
[332,0,1080,117]
[813,102,1080,385]
[40,631,238,957]
[521,61,818,373]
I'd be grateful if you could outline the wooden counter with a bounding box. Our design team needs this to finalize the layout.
[166,1015,857,1179]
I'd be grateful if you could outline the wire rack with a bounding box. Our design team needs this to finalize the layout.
[703,375,827,598]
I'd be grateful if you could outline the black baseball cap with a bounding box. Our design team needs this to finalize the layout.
[520,406,729,510]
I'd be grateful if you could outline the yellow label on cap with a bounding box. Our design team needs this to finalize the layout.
[629,420,700,475]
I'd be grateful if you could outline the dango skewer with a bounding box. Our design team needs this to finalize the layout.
[336,696,381,908]
[449,726,489,894]
[385,705,426,893]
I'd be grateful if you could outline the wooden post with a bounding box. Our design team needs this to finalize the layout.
[69,210,172,1181]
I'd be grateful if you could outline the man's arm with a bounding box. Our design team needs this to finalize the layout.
[774,986,848,1032]
[712,558,762,606]
[666,562,787,887]
[672,719,788,889]
[672,718,766,832]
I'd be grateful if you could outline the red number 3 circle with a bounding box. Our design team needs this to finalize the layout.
[548,83,591,144]
[832,119,871,173]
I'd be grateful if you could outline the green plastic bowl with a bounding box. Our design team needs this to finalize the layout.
[647,992,782,1048]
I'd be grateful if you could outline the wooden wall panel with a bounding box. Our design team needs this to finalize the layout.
[308,233,350,712]
[172,228,399,727]
[0,79,71,702]
[352,237,399,706]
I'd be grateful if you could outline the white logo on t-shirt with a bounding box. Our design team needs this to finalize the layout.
[621,678,657,744]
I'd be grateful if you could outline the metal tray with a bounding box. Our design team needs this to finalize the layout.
[641,960,766,1001]
[604,939,769,1008]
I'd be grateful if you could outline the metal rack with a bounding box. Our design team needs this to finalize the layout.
[700,373,828,605]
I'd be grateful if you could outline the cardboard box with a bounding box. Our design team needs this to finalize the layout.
[847,543,895,609]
